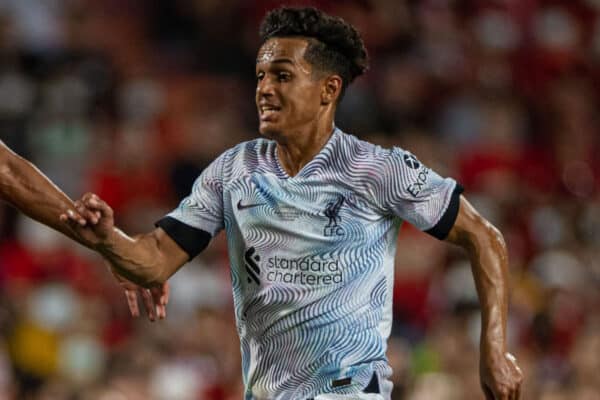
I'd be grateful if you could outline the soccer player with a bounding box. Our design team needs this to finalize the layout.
[63,7,523,400]
[0,141,167,320]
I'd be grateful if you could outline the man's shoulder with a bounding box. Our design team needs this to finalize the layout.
[217,137,274,163]
[210,137,276,180]
[335,129,398,164]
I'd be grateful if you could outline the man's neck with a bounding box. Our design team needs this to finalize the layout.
[275,121,335,177]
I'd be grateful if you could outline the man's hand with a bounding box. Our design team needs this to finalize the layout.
[480,351,523,400]
[61,193,170,321]
[59,192,115,248]
[107,261,170,321]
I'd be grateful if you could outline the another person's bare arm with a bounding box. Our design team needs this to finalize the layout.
[446,196,523,400]
[0,142,167,320]
[0,141,87,236]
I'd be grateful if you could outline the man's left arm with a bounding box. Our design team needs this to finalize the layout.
[446,195,523,400]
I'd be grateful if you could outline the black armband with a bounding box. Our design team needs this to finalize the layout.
[425,183,464,240]
[155,216,212,259]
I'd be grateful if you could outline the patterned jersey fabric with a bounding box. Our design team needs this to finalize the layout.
[158,128,462,399]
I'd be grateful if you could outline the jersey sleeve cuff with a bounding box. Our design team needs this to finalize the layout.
[425,183,464,240]
[155,216,212,259]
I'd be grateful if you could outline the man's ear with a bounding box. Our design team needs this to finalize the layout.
[321,75,343,105]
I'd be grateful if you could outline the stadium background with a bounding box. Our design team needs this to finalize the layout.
[0,0,599,399]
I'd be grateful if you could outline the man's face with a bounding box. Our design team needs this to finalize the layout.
[255,37,325,138]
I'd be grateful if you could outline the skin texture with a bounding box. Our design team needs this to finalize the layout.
[0,141,85,236]
[63,37,523,398]
[447,196,523,400]
[0,141,168,321]
[69,193,188,287]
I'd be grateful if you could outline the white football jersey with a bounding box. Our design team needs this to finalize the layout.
[158,128,462,399]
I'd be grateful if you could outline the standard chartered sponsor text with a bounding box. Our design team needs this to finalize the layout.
[266,255,343,285]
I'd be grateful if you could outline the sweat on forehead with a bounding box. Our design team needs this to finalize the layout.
[256,38,308,64]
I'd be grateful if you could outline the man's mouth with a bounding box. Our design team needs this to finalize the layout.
[260,105,281,120]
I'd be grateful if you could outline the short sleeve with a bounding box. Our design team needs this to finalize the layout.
[372,147,463,240]
[155,152,226,258]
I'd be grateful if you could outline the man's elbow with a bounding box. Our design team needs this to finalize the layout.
[473,217,508,259]
[489,224,507,251]
[456,214,506,255]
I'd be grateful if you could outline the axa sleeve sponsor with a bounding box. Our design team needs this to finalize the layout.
[370,147,463,238]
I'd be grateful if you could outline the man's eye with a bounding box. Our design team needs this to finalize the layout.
[278,73,291,82]
[256,73,264,81]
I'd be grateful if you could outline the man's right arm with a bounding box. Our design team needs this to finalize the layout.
[101,227,189,286]
[66,192,193,287]
[71,151,226,287]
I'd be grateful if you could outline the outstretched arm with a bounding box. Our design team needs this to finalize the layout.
[0,141,87,237]
[0,142,168,320]
[64,192,192,287]
[99,227,189,287]
[446,195,523,400]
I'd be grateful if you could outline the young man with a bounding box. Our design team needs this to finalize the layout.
[64,7,522,400]
[0,141,167,320]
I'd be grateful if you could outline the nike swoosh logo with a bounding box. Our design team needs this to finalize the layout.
[237,200,266,210]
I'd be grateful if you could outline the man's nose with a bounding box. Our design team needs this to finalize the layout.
[256,77,274,97]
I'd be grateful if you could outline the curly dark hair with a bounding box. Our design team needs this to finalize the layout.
[259,7,369,95]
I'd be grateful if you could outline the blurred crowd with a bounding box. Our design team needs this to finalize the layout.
[0,0,599,399]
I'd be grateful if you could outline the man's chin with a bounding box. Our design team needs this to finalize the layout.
[258,123,282,139]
